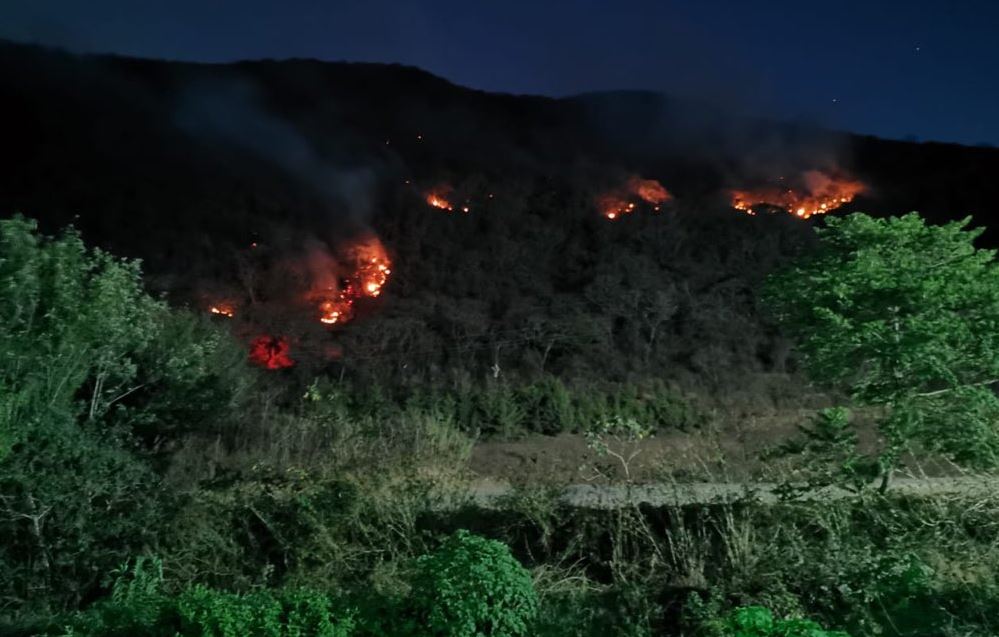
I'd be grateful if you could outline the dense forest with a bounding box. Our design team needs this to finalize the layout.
[3,40,999,402]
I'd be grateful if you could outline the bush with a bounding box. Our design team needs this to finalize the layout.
[721,606,849,637]
[60,557,173,637]
[393,530,539,637]
[687,598,850,637]
[61,559,356,637]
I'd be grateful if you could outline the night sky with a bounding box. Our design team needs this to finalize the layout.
[3,0,998,145]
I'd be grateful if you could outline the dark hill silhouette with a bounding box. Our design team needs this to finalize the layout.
[2,40,998,399]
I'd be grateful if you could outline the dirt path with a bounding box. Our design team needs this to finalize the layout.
[459,475,997,509]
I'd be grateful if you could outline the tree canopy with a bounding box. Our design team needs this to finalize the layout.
[764,212,999,488]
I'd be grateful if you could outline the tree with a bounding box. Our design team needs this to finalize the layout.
[0,215,252,614]
[764,212,999,491]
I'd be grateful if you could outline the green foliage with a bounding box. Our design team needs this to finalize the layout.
[161,468,363,592]
[764,212,999,486]
[0,215,159,446]
[119,309,255,442]
[771,408,879,494]
[0,407,166,615]
[720,606,849,637]
[0,216,254,615]
[280,588,354,637]
[61,558,356,637]
[176,585,286,637]
[301,378,699,439]
[687,597,850,637]
[517,377,576,435]
[584,415,653,481]
[398,530,539,637]
[60,557,173,637]
[61,531,537,637]
[532,585,656,637]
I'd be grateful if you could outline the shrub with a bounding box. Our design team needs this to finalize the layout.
[61,561,356,637]
[398,530,539,637]
[60,557,173,637]
[723,606,849,637]
[687,598,850,637]
[176,585,285,636]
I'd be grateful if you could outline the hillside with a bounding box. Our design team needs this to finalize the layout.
[3,39,999,401]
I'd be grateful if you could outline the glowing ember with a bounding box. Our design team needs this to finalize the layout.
[731,170,865,219]
[209,304,235,318]
[597,194,634,220]
[318,296,351,325]
[249,335,294,369]
[314,236,392,326]
[598,176,672,220]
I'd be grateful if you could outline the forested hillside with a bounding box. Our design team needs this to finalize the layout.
[3,40,999,399]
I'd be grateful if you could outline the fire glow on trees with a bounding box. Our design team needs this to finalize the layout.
[249,335,294,369]
[315,235,392,326]
[598,176,673,219]
[731,170,866,219]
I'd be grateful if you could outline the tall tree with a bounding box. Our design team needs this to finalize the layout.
[764,212,999,491]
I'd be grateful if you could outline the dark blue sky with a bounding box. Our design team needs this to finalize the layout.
[4,0,998,145]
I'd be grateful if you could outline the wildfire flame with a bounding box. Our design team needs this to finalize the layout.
[731,170,865,219]
[209,304,235,318]
[598,195,635,220]
[315,235,392,326]
[598,176,673,219]
[426,187,454,212]
[249,335,294,369]
[627,176,672,206]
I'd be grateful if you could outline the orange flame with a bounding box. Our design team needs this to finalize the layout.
[597,194,635,220]
[209,304,235,318]
[598,176,672,219]
[627,177,672,205]
[426,188,454,211]
[314,235,392,326]
[731,170,865,219]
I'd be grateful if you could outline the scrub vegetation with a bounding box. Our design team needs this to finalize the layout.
[6,211,999,636]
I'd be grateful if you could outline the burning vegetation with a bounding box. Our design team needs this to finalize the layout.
[314,235,392,326]
[203,232,392,369]
[426,191,454,211]
[249,335,294,369]
[209,167,862,372]
[731,170,865,218]
[425,185,470,213]
[598,176,673,219]
[209,304,235,318]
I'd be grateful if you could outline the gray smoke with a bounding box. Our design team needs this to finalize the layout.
[174,78,375,221]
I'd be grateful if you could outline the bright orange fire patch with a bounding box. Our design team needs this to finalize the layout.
[731,170,865,219]
[314,235,392,326]
[598,176,673,219]
[209,304,235,318]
